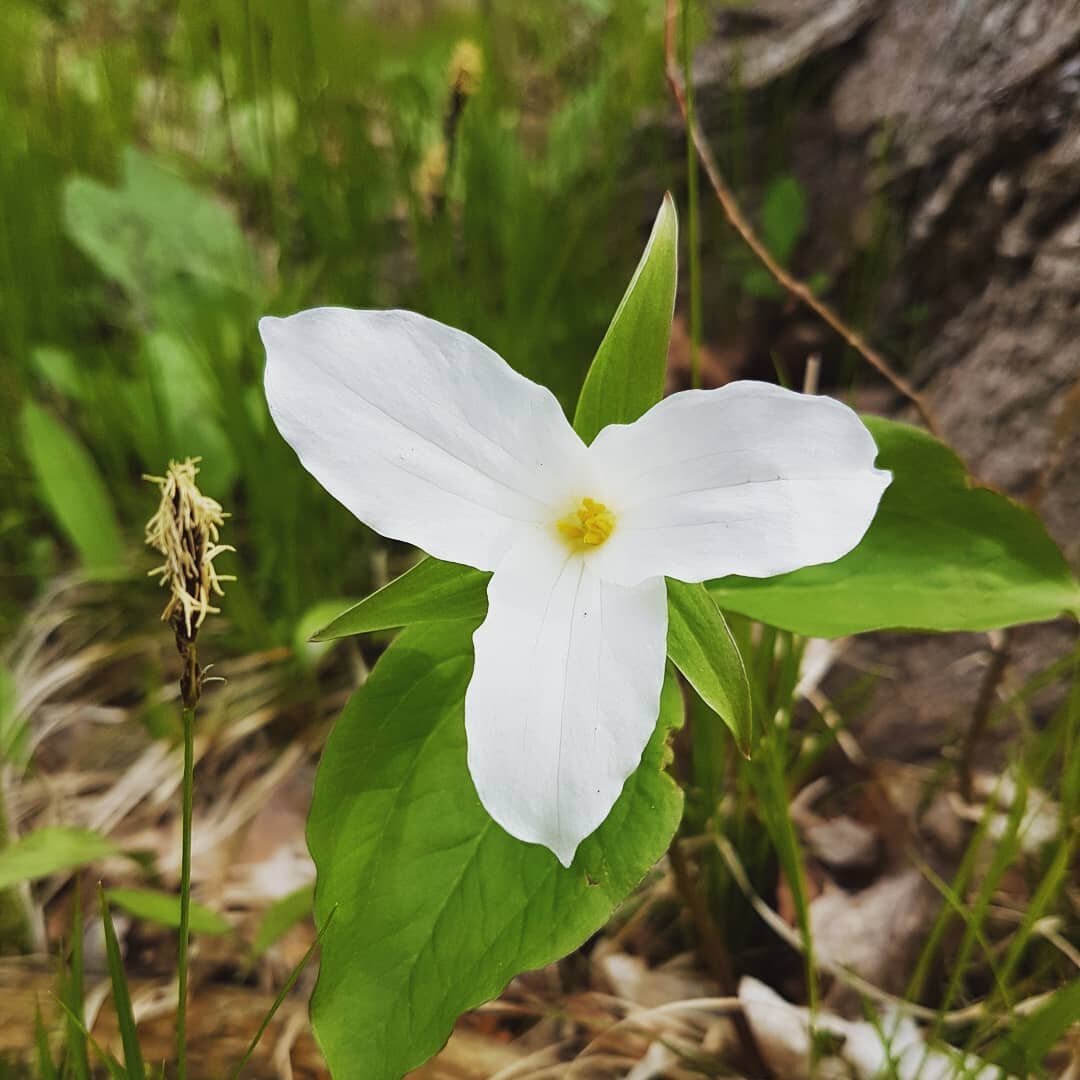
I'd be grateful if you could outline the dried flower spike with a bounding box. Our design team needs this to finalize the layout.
[145,458,234,706]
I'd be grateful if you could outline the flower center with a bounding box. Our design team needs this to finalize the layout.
[557,497,616,548]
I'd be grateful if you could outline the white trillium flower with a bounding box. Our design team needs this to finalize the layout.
[261,308,891,866]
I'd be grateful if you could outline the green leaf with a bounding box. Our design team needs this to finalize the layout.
[100,887,146,1080]
[31,346,84,401]
[308,619,684,1078]
[312,558,489,640]
[573,193,678,444]
[709,417,1080,636]
[20,402,125,576]
[63,147,260,329]
[106,888,231,936]
[761,174,806,264]
[988,977,1080,1072]
[0,828,118,890]
[251,885,313,957]
[666,580,752,756]
[294,600,359,666]
[142,332,236,495]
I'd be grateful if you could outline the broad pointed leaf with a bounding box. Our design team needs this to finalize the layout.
[667,579,752,755]
[308,619,684,1078]
[573,194,678,444]
[312,558,489,640]
[709,417,1080,637]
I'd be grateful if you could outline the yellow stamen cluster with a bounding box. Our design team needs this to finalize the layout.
[557,497,616,548]
[144,458,235,637]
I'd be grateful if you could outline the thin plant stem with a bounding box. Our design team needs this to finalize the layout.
[177,704,195,1080]
[681,0,703,389]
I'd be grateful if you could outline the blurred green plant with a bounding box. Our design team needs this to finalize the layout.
[0,0,669,646]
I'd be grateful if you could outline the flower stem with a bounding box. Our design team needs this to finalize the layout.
[177,704,195,1080]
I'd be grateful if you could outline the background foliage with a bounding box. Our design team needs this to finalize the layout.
[1,0,671,645]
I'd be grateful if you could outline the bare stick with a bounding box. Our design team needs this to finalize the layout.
[663,0,940,435]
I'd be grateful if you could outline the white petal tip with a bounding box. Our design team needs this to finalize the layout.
[258,314,285,343]
[552,842,579,869]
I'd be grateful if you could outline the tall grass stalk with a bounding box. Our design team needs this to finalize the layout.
[144,458,233,1074]
[177,704,195,1080]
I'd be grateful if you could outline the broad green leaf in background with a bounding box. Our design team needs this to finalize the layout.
[666,579,752,755]
[572,193,677,444]
[743,174,809,298]
[252,885,314,957]
[709,417,1080,637]
[63,147,260,329]
[0,827,118,890]
[20,402,125,576]
[760,175,807,262]
[312,557,489,640]
[106,887,232,936]
[142,331,237,494]
[31,345,84,400]
[308,619,684,1078]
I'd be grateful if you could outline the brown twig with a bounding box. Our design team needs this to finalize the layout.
[663,0,940,436]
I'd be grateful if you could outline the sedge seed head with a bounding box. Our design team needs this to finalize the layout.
[448,39,483,96]
[144,458,235,638]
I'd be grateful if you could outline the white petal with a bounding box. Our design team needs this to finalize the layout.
[465,528,667,866]
[261,308,586,570]
[585,382,891,586]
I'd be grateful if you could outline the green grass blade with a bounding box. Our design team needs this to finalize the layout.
[251,884,313,958]
[53,998,126,1080]
[988,977,1080,1073]
[60,882,90,1080]
[228,906,336,1080]
[34,1001,59,1080]
[100,886,146,1080]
